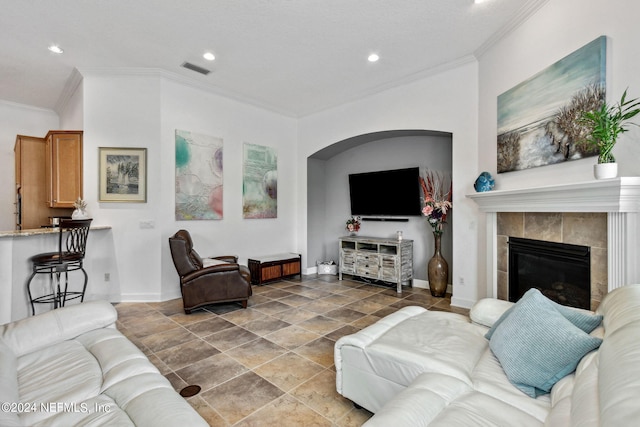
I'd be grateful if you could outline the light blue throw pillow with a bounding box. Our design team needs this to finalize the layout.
[484,288,602,340]
[489,289,603,397]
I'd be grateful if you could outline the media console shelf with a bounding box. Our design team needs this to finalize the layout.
[338,235,413,293]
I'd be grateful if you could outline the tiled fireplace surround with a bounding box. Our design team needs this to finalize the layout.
[496,212,607,309]
[469,177,640,310]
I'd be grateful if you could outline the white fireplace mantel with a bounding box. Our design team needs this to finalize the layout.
[467,177,640,213]
[466,177,640,299]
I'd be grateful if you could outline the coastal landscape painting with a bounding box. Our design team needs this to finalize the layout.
[497,36,606,173]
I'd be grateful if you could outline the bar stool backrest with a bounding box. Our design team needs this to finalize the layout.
[58,219,92,260]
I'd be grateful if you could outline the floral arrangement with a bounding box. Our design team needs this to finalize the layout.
[419,171,452,235]
[73,198,87,211]
[345,216,361,233]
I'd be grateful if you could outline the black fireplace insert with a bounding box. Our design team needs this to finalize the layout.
[508,237,590,309]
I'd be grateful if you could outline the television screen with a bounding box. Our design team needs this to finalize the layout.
[349,167,422,216]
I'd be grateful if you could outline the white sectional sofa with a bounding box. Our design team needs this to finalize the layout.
[0,300,208,427]
[335,284,640,426]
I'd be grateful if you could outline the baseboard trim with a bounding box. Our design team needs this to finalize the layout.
[119,293,163,302]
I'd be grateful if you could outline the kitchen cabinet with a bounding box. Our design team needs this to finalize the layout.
[45,131,83,208]
[14,135,51,229]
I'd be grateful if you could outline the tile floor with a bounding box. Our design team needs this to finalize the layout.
[115,275,467,426]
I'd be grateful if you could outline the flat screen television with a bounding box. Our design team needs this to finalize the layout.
[348,167,422,216]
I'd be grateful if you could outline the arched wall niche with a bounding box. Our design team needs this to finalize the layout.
[307,129,453,287]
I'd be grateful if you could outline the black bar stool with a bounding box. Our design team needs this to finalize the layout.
[26,218,92,315]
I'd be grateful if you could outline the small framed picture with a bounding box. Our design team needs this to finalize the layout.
[99,147,147,202]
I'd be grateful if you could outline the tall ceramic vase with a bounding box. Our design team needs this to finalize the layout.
[428,232,448,297]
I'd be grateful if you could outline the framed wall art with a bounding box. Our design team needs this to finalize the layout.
[243,143,277,219]
[99,147,147,202]
[497,36,606,173]
[175,129,224,220]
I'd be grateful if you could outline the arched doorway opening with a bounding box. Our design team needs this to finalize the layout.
[306,129,453,288]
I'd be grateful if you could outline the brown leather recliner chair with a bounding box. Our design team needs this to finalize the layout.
[169,230,252,313]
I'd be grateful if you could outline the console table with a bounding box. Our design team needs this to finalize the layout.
[338,235,413,293]
[248,253,302,285]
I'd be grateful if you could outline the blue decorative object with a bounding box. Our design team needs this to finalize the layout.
[474,172,495,192]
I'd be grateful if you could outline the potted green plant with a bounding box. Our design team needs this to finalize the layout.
[580,88,640,179]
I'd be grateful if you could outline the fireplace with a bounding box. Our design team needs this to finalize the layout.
[508,237,590,309]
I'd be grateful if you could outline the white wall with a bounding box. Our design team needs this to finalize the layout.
[0,101,59,231]
[59,82,83,130]
[309,135,453,283]
[298,61,480,308]
[476,0,640,295]
[158,78,298,299]
[80,71,297,302]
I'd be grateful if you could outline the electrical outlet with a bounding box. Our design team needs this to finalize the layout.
[459,276,465,286]
[104,273,110,282]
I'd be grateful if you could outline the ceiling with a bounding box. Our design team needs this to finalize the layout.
[0,0,547,118]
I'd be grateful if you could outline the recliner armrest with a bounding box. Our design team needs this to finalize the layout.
[0,300,117,357]
[182,263,241,282]
[211,255,238,263]
[469,298,514,328]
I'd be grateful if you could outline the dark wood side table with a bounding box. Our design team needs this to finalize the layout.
[248,253,302,285]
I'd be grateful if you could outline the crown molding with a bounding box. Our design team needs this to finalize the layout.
[299,55,478,118]
[75,67,298,118]
[54,68,83,115]
[475,0,551,58]
[0,98,56,114]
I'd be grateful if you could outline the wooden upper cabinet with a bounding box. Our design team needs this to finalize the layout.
[45,131,83,208]
[15,135,50,229]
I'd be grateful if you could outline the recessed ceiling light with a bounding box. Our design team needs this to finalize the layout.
[48,45,64,54]
[203,52,215,61]
[368,53,380,63]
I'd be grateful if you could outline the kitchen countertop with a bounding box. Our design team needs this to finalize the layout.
[0,225,111,238]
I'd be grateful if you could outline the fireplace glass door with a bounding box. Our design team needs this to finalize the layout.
[508,237,590,309]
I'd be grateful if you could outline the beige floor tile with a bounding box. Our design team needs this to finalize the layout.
[139,326,194,353]
[301,299,341,314]
[154,338,220,371]
[234,394,332,427]
[291,370,354,422]
[323,307,366,323]
[320,293,357,307]
[184,316,236,337]
[242,317,291,336]
[259,289,296,300]
[271,307,319,324]
[294,337,336,367]
[264,325,321,350]
[325,325,360,342]
[200,371,284,425]
[336,406,374,427]
[221,307,270,326]
[175,353,249,392]
[350,314,382,329]
[169,310,217,326]
[188,396,229,427]
[225,337,287,369]
[298,315,343,335]
[278,294,315,307]
[119,277,455,426]
[252,300,295,315]
[253,352,324,392]
[203,325,260,352]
